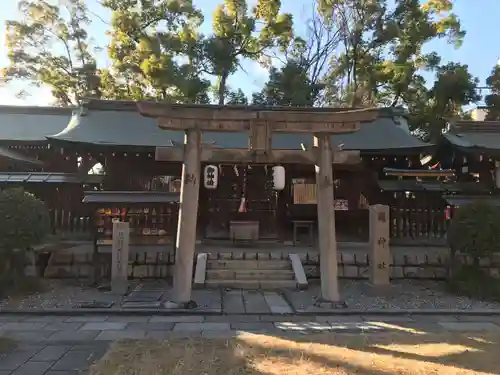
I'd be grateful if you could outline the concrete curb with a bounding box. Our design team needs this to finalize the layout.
[0,308,499,316]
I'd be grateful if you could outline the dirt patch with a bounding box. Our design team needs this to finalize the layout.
[88,331,500,375]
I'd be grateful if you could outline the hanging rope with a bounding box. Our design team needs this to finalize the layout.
[238,165,248,213]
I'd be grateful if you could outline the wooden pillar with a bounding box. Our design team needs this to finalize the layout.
[314,134,340,302]
[170,128,201,306]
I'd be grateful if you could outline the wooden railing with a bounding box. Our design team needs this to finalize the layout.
[47,203,450,245]
[50,208,92,237]
[390,206,448,245]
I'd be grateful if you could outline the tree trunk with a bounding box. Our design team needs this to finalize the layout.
[217,71,229,105]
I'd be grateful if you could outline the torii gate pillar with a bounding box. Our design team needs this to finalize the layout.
[169,129,201,307]
[314,134,340,303]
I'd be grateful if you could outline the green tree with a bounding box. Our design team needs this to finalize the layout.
[202,0,294,105]
[0,188,50,295]
[406,62,480,140]
[485,63,500,120]
[101,0,210,103]
[1,0,101,106]
[252,60,323,106]
[251,8,338,107]
[226,88,248,105]
[318,0,465,107]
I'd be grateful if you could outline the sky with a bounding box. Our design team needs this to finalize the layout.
[0,0,498,107]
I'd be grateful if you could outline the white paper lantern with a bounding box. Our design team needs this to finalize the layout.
[272,165,285,190]
[204,165,218,189]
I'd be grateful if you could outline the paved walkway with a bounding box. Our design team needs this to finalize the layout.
[6,281,500,312]
[1,313,500,374]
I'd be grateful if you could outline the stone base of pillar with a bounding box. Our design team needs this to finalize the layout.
[164,300,198,310]
[313,298,348,309]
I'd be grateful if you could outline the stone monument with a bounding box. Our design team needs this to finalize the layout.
[111,220,130,295]
[369,204,390,286]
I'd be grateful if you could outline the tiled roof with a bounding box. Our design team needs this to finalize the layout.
[443,120,500,153]
[0,105,73,142]
[47,100,432,154]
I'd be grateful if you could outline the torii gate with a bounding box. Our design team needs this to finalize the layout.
[137,103,381,308]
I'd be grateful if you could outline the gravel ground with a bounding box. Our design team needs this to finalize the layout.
[0,280,127,310]
[2,279,500,311]
[285,280,500,311]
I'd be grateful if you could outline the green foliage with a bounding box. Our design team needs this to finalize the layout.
[102,0,210,103]
[446,201,500,302]
[485,64,500,121]
[0,188,50,298]
[202,0,294,104]
[252,60,324,106]
[447,201,500,261]
[0,188,50,252]
[447,265,500,302]
[405,63,480,140]
[1,0,101,105]
[0,0,482,121]
[318,0,465,107]
[227,88,248,105]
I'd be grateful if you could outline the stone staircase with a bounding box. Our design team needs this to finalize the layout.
[204,259,299,289]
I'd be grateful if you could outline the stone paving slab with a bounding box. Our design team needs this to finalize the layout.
[0,323,47,331]
[126,322,174,331]
[204,315,261,323]
[263,292,293,314]
[191,290,222,312]
[0,314,499,345]
[23,317,68,323]
[360,315,415,322]
[95,330,146,341]
[11,360,53,375]
[47,331,100,342]
[31,346,71,362]
[65,316,108,323]
[80,322,126,331]
[407,315,460,322]
[0,343,108,375]
[457,315,500,323]
[44,323,83,331]
[104,316,150,323]
[230,322,275,331]
[173,323,230,332]
[0,347,42,370]
[223,290,245,314]
[316,315,364,323]
[8,331,54,342]
[50,348,104,371]
[438,321,500,332]
[242,291,271,314]
[149,316,203,323]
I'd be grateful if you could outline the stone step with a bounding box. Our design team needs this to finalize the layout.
[205,279,297,289]
[207,260,292,270]
[206,269,295,280]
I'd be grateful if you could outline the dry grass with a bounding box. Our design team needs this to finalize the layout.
[88,330,500,375]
